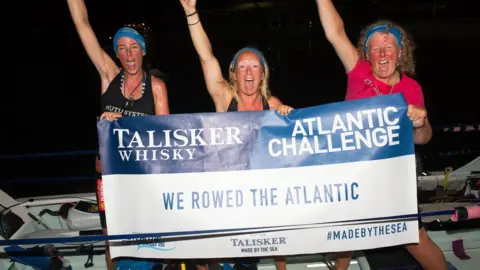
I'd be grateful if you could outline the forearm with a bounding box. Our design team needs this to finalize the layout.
[414,118,432,145]
[316,0,346,41]
[183,8,216,64]
[315,0,358,71]
[67,0,114,80]
[67,0,89,26]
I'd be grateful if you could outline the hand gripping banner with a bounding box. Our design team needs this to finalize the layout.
[97,93,420,259]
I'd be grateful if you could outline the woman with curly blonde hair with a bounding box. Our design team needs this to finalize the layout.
[315,0,444,269]
[178,0,292,116]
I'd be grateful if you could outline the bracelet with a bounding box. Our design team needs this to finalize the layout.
[186,10,197,17]
[188,18,200,26]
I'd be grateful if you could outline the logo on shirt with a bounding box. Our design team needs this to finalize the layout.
[105,105,148,117]
[363,79,374,90]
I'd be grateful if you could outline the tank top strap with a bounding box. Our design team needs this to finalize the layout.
[227,98,238,112]
[263,97,270,110]
[226,97,270,112]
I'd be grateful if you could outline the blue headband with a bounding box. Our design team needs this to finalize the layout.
[231,47,266,70]
[113,27,146,53]
[364,24,403,52]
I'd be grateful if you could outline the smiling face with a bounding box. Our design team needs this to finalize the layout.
[232,51,265,97]
[366,32,402,80]
[116,36,145,75]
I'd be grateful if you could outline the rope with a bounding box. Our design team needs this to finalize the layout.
[0,210,455,247]
[441,166,453,192]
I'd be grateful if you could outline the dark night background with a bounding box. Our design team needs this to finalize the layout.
[5,0,480,198]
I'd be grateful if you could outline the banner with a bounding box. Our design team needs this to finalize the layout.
[109,220,419,259]
[97,93,419,259]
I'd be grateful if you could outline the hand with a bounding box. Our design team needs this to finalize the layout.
[276,105,294,116]
[407,104,427,128]
[100,112,122,122]
[180,0,197,14]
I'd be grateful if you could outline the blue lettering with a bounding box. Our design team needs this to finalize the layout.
[193,190,244,209]
[236,190,243,207]
[293,186,301,204]
[271,188,278,206]
[303,186,312,204]
[251,188,278,206]
[259,188,269,206]
[324,184,333,202]
[394,223,400,233]
[192,192,199,209]
[250,189,258,206]
[162,192,184,210]
[314,185,322,203]
[202,191,210,208]
[226,190,233,208]
[177,192,184,210]
[351,182,359,200]
[285,188,294,205]
[334,183,342,201]
[212,190,224,208]
[162,193,175,210]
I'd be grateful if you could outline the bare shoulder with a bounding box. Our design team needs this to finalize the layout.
[151,76,167,93]
[150,75,170,115]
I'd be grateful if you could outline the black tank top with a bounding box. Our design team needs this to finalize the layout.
[227,97,270,112]
[101,69,155,116]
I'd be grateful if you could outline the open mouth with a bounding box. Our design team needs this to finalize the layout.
[379,59,389,65]
[378,59,390,72]
[126,60,136,69]
[245,78,254,90]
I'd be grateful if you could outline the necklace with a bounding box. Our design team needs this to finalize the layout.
[121,70,145,110]
[372,74,399,96]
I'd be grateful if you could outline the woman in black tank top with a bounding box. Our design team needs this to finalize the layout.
[67,1,170,269]
[67,0,169,122]
[180,1,293,270]
[101,69,156,117]
[179,2,292,117]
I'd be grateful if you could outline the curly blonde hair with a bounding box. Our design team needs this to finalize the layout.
[357,20,416,76]
[226,48,272,104]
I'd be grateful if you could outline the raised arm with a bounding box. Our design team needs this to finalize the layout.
[67,0,119,93]
[315,0,359,72]
[179,0,230,110]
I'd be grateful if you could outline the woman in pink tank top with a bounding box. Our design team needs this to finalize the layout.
[315,1,444,270]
